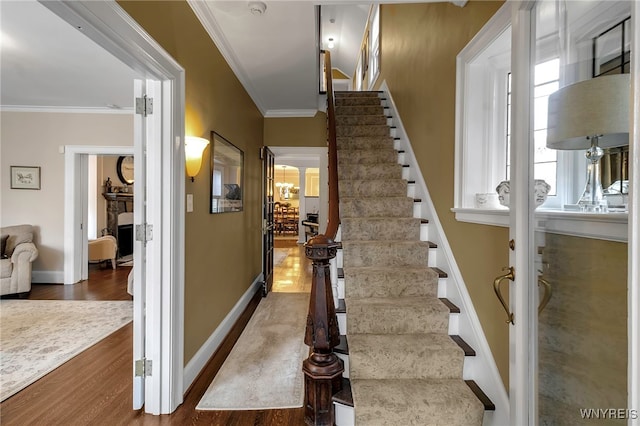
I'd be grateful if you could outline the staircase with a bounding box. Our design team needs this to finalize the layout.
[331,91,493,425]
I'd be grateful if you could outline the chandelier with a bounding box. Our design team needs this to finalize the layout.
[276,166,294,199]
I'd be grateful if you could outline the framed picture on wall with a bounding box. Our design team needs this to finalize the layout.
[10,166,41,190]
[210,131,244,213]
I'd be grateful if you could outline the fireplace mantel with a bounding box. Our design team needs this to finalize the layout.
[102,193,133,245]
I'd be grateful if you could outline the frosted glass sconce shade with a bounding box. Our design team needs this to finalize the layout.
[185,136,210,181]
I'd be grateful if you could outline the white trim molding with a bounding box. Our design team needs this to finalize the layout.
[452,208,629,243]
[0,106,134,114]
[628,1,640,421]
[31,271,64,284]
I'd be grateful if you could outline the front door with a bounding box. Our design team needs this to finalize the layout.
[508,1,636,423]
[261,146,275,296]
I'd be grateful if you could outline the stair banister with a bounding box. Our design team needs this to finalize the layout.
[302,49,343,426]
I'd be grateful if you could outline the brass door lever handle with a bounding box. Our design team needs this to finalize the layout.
[538,277,552,314]
[493,266,515,325]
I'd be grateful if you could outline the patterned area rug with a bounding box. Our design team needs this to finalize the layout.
[197,292,309,410]
[0,300,133,401]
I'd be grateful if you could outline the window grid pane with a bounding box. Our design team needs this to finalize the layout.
[506,60,559,197]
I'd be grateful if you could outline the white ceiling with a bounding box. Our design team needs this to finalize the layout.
[1,0,460,116]
[0,0,136,111]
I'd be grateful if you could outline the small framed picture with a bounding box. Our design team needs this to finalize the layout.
[10,166,41,190]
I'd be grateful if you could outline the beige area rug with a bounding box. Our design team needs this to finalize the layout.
[0,300,133,401]
[197,292,310,410]
[273,248,288,266]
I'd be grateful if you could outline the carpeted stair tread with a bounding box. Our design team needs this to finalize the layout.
[340,196,414,218]
[335,105,385,116]
[337,163,402,180]
[336,97,384,106]
[346,296,449,334]
[336,124,391,137]
[337,148,398,164]
[335,90,382,97]
[341,217,421,241]
[348,333,465,380]
[342,240,430,268]
[337,136,395,150]
[343,266,438,298]
[336,115,388,126]
[339,179,407,198]
[350,378,485,426]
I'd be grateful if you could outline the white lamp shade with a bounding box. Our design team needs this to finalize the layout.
[546,74,630,150]
[185,136,210,178]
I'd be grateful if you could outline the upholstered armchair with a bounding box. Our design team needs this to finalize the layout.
[1,224,39,297]
[88,235,118,269]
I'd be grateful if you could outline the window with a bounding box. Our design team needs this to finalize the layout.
[453,1,630,240]
[506,59,560,197]
[368,5,380,87]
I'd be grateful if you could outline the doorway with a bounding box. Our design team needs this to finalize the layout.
[46,0,185,415]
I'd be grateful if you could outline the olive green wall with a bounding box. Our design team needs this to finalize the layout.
[118,1,264,364]
[377,1,511,386]
[264,112,327,147]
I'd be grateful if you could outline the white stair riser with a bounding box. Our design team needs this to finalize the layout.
[338,278,345,299]
[334,403,355,426]
[420,222,430,241]
[448,312,460,335]
[438,277,447,298]
[337,312,347,335]
[336,352,350,379]
[407,182,416,198]
[413,201,422,218]
[428,248,437,267]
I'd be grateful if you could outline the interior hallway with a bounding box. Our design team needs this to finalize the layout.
[1,241,310,425]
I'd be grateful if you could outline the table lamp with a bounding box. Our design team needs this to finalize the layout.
[546,73,630,212]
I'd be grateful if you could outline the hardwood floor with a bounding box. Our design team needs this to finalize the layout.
[1,253,310,425]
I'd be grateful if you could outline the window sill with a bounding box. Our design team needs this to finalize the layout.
[452,207,628,242]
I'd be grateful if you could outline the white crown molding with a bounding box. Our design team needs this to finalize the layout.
[187,0,267,117]
[264,109,318,118]
[0,105,134,114]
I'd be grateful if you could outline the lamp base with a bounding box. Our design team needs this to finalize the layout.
[577,199,608,213]
[576,141,608,213]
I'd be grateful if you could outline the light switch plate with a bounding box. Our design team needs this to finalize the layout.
[186,194,193,212]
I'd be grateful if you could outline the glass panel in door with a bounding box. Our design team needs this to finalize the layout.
[531,1,631,423]
[262,146,275,296]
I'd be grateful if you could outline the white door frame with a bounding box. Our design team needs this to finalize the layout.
[629,2,640,421]
[509,0,640,423]
[63,145,134,284]
[45,0,185,415]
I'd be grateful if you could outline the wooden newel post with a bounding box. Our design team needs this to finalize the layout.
[303,234,344,426]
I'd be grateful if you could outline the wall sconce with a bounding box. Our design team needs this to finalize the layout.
[185,136,210,182]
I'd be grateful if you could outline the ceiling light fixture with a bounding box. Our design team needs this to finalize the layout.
[328,38,335,49]
[248,1,267,15]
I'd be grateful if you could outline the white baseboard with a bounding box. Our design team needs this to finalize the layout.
[32,270,64,284]
[183,274,263,393]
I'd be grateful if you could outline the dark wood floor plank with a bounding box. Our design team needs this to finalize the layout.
[1,262,306,425]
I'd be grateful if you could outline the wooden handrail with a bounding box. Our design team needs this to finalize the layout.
[302,49,343,426]
[323,50,340,239]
